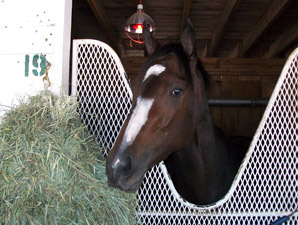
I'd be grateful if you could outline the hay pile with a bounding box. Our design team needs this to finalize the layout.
[0,92,137,225]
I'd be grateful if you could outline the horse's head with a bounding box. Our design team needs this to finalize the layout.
[106,19,208,191]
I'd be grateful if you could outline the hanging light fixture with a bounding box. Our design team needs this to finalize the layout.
[125,0,156,44]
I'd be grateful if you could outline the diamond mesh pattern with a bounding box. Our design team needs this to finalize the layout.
[72,40,132,155]
[72,41,298,224]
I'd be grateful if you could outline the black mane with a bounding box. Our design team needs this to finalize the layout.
[143,43,210,87]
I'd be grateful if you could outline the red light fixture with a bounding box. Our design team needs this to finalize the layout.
[125,1,156,44]
[131,24,143,34]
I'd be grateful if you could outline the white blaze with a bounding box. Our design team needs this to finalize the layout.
[143,64,166,82]
[122,97,154,146]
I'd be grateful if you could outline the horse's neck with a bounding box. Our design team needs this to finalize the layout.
[193,71,221,187]
[164,71,232,205]
[164,130,223,204]
[165,121,233,205]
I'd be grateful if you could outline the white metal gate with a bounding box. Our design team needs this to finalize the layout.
[72,40,132,155]
[72,40,298,224]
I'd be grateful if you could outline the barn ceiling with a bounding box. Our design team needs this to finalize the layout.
[72,0,298,59]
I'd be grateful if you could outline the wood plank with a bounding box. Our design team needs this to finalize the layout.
[263,21,298,58]
[201,58,285,76]
[229,41,240,58]
[87,0,126,57]
[121,57,285,77]
[180,0,192,36]
[261,76,279,97]
[238,0,291,57]
[237,75,261,98]
[201,44,208,57]
[222,107,239,136]
[207,0,240,57]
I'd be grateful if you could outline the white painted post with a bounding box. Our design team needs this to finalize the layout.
[0,0,72,117]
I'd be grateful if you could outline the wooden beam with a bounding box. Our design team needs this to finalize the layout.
[121,57,285,77]
[207,0,240,57]
[201,44,208,58]
[180,0,192,36]
[229,42,240,58]
[238,0,290,57]
[87,0,126,57]
[201,58,285,76]
[263,21,298,58]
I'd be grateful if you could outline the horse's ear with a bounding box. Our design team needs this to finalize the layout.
[181,18,197,60]
[143,21,158,56]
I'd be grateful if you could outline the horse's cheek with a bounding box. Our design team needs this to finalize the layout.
[160,114,171,129]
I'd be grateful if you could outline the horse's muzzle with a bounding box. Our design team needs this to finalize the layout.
[106,154,144,192]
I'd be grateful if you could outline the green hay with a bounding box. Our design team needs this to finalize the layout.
[0,92,137,225]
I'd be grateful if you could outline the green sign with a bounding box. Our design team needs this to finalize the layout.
[25,54,47,77]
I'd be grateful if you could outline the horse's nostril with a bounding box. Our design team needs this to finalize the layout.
[122,156,133,176]
[112,155,133,178]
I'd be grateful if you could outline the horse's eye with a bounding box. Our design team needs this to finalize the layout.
[171,88,184,97]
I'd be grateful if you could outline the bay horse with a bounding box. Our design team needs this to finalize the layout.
[106,19,246,205]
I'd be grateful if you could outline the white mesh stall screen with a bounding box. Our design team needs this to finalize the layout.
[72,40,132,155]
[72,41,298,225]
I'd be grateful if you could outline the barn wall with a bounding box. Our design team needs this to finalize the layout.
[208,75,277,137]
[122,56,284,137]
[0,0,72,116]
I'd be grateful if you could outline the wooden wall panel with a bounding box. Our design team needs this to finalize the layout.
[207,75,275,137]
[210,106,264,138]
[261,76,279,98]
[222,107,239,136]
[238,107,265,137]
